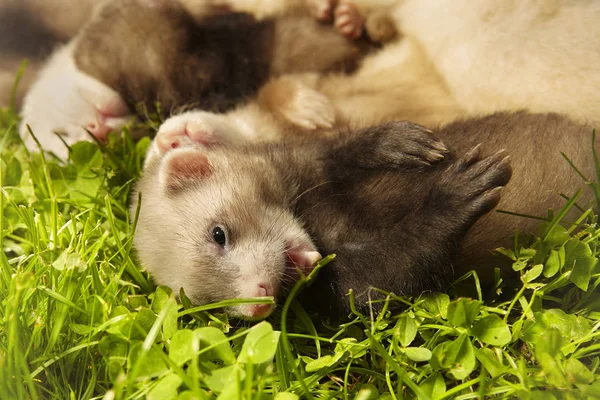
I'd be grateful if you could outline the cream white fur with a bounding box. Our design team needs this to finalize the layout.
[388,0,600,123]
[19,42,133,158]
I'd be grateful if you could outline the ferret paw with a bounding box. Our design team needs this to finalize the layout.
[277,86,336,130]
[305,0,336,22]
[334,1,364,39]
[85,100,132,141]
[444,145,513,217]
[20,94,132,158]
[365,10,399,43]
[154,115,220,155]
[346,121,449,169]
[150,111,247,161]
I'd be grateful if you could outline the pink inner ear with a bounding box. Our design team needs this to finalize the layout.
[164,150,212,191]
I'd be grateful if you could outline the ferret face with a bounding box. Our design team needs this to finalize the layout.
[133,148,321,320]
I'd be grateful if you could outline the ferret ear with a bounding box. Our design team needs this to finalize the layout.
[160,148,213,193]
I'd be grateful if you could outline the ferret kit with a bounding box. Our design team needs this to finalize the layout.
[19,0,390,157]
[132,111,595,318]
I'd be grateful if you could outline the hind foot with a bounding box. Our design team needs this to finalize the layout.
[442,145,513,220]
[334,1,364,39]
[20,45,133,159]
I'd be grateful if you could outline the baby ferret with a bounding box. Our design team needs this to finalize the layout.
[356,0,600,124]
[73,0,372,115]
[132,116,512,319]
[170,0,600,142]
[20,0,379,157]
[133,111,596,318]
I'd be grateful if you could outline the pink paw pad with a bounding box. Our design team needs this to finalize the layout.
[86,99,131,141]
[334,1,364,39]
[156,120,218,154]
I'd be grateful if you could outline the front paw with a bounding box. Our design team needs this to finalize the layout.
[334,1,364,39]
[154,114,220,155]
[148,110,246,162]
[343,121,449,169]
[278,85,335,130]
[259,78,336,130]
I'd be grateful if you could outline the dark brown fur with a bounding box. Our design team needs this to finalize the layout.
[437,112,596,272]
[227,112,594,314]
[73,0,373,115]
[301,112,596,313]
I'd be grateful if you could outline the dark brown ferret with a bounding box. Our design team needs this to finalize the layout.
[133,111,596,317]
[73,0,377,115]
[133,118,509,319]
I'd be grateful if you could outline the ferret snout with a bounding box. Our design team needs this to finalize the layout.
[239,282,276,319]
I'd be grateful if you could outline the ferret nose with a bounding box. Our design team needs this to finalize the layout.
[247,284,274,318]
[257,284,269,297]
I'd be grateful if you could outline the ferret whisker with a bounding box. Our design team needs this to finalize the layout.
[295,193,348,220]
[290,180,333,206]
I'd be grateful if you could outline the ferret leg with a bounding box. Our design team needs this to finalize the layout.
[331,121,449,169]
[257,75,336,130]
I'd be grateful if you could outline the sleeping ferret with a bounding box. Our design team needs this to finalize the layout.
[355,0,600,124]
[19,0,386,157]
[132,115,516,318]
[133,111,595,318]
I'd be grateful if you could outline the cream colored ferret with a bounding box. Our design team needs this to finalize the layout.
[383,0,600,124]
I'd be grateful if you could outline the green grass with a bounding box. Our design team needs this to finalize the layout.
[1,101,600,400]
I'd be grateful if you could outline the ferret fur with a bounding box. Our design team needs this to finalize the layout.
[19,0,378,157]
[371,0,600,124]
[134,111,594,316]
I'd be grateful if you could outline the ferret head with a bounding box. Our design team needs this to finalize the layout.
[20,43,133,158]
[132,147,321,320]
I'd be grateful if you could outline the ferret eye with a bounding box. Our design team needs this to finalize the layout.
[212,226,227,247]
